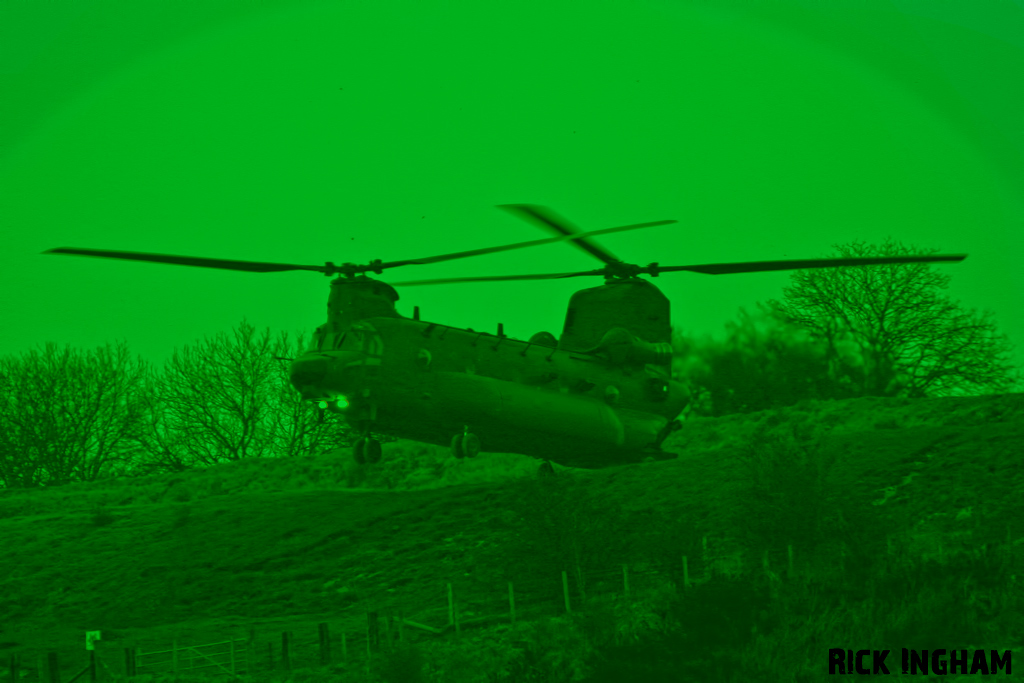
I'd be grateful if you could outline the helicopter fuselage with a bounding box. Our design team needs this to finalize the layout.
[289,316,688,468]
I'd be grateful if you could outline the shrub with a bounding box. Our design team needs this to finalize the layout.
[171,503,192,529]
[91,504,117,527]
[874,417,901,429]
[376,642,427,683]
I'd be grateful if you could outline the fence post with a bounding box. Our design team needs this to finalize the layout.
[508,582,516,624]
[46,652,59,683]
[382,610,393,651]
[622,564,630,598]
[171,641,178,673]
[1010,524,1018,581]
[682,555,689,589]
[9,653,19,683]
[397,609,406,643]
[229,639,236,674]
[447,584,455,629]
[365,613,373,667]
[89,650,96,683]
[1008,525,1015,574]
[341,632,348,662]
[447,585,460,636]
[787,545,794,580]
[367,611,380,652]
[282,632,292,672]
[319,623,332,666]
[562,571,572,614]
[703,536,710,580]
[124,648,136,677]
[267,642,274,670]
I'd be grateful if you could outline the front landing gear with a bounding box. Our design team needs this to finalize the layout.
[353,436,382,465]
[537,460,555,477]
[352,420,383,465]
[451,426,481,459]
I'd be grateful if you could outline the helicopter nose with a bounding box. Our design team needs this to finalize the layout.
[289,355,332,396]
[289,351,368,400]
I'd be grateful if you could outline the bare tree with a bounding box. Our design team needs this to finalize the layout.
[0,341,150,488]
[766,238,1023,399]
[134,320,347,471]
[265,329,351,458]
[149,319,280,465]
[127,370,200,476]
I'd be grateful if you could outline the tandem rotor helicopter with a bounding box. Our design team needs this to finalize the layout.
[46,205,967,473]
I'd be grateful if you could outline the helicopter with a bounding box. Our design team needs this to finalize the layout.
[45,204,967,473]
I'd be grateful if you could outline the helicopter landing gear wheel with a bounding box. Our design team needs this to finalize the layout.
[538,460,555,477]
[451,430,480,459]
[353,436,382,465]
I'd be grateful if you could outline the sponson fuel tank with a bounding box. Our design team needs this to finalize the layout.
[430,370,675,453]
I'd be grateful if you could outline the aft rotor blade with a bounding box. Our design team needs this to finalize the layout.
[44,247,329,273]
[496,204,623,265]
[392,253,969,286]
[379,218,675,269]
[652,253,968,276]
[392,270,601,286]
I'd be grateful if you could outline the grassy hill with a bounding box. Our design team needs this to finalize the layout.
[1,392,1022,682]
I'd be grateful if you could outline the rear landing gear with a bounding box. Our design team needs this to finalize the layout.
[451,426,480,459]
[353,421,382,464]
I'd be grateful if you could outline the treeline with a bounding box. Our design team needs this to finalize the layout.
[0,320,350,490]
[672,238,1022,418]
[2,240,1020,489]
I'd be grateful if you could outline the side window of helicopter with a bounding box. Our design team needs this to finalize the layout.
[344,329,362,350]
[334,333,347,350]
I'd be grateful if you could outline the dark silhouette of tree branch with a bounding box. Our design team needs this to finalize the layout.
[131,320,348,472]
[766,238,1022,398]
[0,341,149,488]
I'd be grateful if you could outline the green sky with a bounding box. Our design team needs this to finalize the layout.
[2,0,1022,378]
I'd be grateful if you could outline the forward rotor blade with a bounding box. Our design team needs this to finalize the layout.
[44,247,329,274]
[391,270,601,286]
[379,218,675,269]
[496,204,623,265]
[652,253,968,276]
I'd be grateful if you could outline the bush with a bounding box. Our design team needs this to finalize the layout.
[90,504,117,527]
[171,503,192,528]
[376,642,427,683]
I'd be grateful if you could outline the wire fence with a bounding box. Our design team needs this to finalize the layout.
[10,527,1020,682]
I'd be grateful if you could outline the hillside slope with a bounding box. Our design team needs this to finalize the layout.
[1,392,1022,678]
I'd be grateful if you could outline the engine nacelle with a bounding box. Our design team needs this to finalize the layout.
[588,327,673,367]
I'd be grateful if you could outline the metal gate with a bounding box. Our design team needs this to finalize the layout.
[130,639,248,679]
